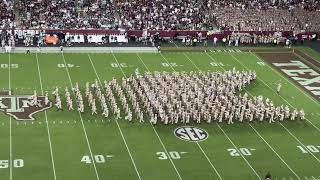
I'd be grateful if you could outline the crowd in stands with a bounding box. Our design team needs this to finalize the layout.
[1,0,320,31]
[0,0,14,29]
[209,0,320,32]
[16,0,117,29]
[115,0,213,30]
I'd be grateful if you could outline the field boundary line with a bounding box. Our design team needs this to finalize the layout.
[35,53,57,180]
[294,48,320,67]
[206,52,302,178]
[137,53,208,180]
[184,52,263,179]
[250,52,320,129]
[246,51,294,54]
[292,50,320,72]
[160,53,228,180]
[298,48,320,62]
[251,51,319,106]
[61,53,100,180]
[88,54,142,180]
[228,52,320,164]
[8,53,12,180]
[248,124,301,179]
[191,51,296,179]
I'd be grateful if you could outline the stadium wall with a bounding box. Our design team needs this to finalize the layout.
[0,47,158,53]
[42,29,319,40]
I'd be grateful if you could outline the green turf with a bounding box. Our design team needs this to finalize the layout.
[0,49,319,180]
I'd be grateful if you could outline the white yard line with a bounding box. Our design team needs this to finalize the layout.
[248,124,301,179]
[195,142,223,180]
[186,51,301,178]
[293,49,320,71]
[207,53,300,179]
[158,53,232,180]
[227,52,320,164]
[249,52,320,107]
[112,53,183,180]
[88,54,142,180]
[61,53,100,180]
[35,53,57,180]
[188,51,289,179]
[216,124,261,179]
[8,53,12,180]
[293,52,320,71]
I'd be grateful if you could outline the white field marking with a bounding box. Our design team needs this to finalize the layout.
[172,41,179,48]
[36,53,57,180]
[125,53,183,180]
[196,142,223,180]
[8,53,12,180]
[279,122,320,163]
[248,124,300,179]
[61,53,100,180]
[190,52,276,179]
[249,51,294,54]
[293,50,320,72]
[88,54,142,180]
[249,52,320,108]
[208,51,308,177]
[228,52,320,164]
[297,48,320,63]
[136,53,150,73]
[216,124,261,179]
[159,53,176,71]
[157,53,224,180]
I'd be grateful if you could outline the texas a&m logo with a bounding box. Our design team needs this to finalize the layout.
[0,91,51,120]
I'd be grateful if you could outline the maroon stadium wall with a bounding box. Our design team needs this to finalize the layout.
[38,29,320,40]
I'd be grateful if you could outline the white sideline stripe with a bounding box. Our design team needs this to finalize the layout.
[186,52,262,179]
[35,53,57,180]
[88,54,142,180]
[251,52,320,133]
[250,52,320,108]
[61,53,100,180]
[158,53,224,180]
[228,52,320,164]
[8,53,12,180]
[207,51,303,178]
[292,51,320,71]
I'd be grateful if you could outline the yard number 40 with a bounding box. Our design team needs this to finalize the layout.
[81,155,106,164]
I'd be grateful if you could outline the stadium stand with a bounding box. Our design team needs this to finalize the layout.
[0,0,14,29]
[2,0,318,31]
[0,0,319,49]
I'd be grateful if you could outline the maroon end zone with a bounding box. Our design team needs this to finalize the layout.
[255,51,320,102]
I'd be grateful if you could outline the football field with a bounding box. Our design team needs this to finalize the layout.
[0,47,319,180]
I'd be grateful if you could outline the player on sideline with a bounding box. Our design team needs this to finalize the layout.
[276,82,282,95]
